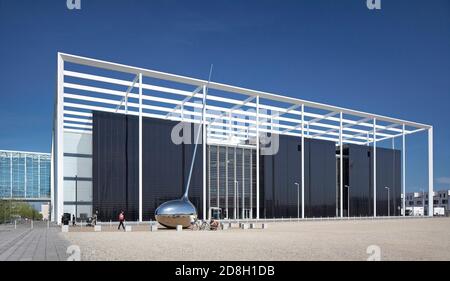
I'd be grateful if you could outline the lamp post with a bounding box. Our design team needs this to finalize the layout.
[420,188,425,216]
[294,182,300,219]
[345,185,350,217]
[385,186,390,216]
[234,181,238,220]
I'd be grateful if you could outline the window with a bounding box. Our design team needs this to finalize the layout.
[434,200,439,205]
[417,201,422,205]
[443,200,448,204]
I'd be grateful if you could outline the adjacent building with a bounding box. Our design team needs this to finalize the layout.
[0,150,51,200]
[0,150,51,220]
[406,190,450,216]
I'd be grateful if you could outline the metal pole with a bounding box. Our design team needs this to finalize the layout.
[10,153,12,198]
[256,96,260,219]
[301,104,305,219]
[294,182,300,218]
[225,146,228,219]
[208,146,211,220]
[202,85,207,221]
[428,127,434,217]
[234,181,238,219]
[373,118,377,217]
[421,188,425,216]
[242,148,245,220]
[138,73,143,222]
[402,124,406,216]
[387,188,390,216]
[217,146,219,210]
[346,185,350,217]
[250,148,253,219]
[234,148,237,219]
[75,175,78,219]
[339,112,343,218]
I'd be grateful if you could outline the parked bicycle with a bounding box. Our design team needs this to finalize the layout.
[189,219,212,231]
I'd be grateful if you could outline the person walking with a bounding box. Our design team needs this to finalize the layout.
[118,210,125,231]
[72,214,76,226]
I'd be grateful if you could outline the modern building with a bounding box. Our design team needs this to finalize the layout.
[406,190,450,215]
[52,53,434,223]
[0,150,51,220]
[0,150,51,201]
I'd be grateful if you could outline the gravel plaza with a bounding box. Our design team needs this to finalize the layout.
[57,217,450,261]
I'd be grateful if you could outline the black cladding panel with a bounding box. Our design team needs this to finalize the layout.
[93,112,203,222]
[346,144,401,217]
[260,135,336,218]
[92,112,139,221]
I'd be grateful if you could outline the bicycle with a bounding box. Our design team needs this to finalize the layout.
[189,219,211,231]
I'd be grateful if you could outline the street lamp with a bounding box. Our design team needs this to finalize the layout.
[385,186,390,216]
[294,182,300,219]
[345,185,350,217]
[420,188,425,216]
[234,181,238,220]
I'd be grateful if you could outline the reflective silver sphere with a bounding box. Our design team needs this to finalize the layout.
[155,198,197,228]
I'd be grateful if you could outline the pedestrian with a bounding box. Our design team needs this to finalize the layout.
[72,214,76,226]
[118,210,125,231]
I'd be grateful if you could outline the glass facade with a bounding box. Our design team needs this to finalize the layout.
[0,151,51,199]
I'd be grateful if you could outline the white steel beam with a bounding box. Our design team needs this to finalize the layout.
[60,53,431,129]
[311,116,372,138]
[115,74,139,113]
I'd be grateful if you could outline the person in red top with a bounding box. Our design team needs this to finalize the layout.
[118,210,125,231]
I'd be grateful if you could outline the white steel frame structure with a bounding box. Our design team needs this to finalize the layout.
[53,53,434,222]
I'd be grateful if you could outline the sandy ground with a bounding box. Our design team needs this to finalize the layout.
[61,218,450,261]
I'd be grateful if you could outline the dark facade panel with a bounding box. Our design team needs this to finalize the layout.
[93,112,203,221]
[306,139,337,217]
[92,112,139,221]
[346,144,401,217]
[260,135,336,218]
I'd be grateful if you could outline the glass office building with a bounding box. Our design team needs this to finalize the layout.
[0,150,51,200]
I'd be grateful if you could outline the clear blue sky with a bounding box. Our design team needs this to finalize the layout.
[0,0,449,192]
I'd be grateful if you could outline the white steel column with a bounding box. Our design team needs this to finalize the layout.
[301,104,305,219]
[402,124,406,216]
[256,96,260,219]
[202,85,207,220]
[428,127,434,217]
[138,73,143,222]
[339,112,343,218]
[373,118,377,217]
[57,53,65,224]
